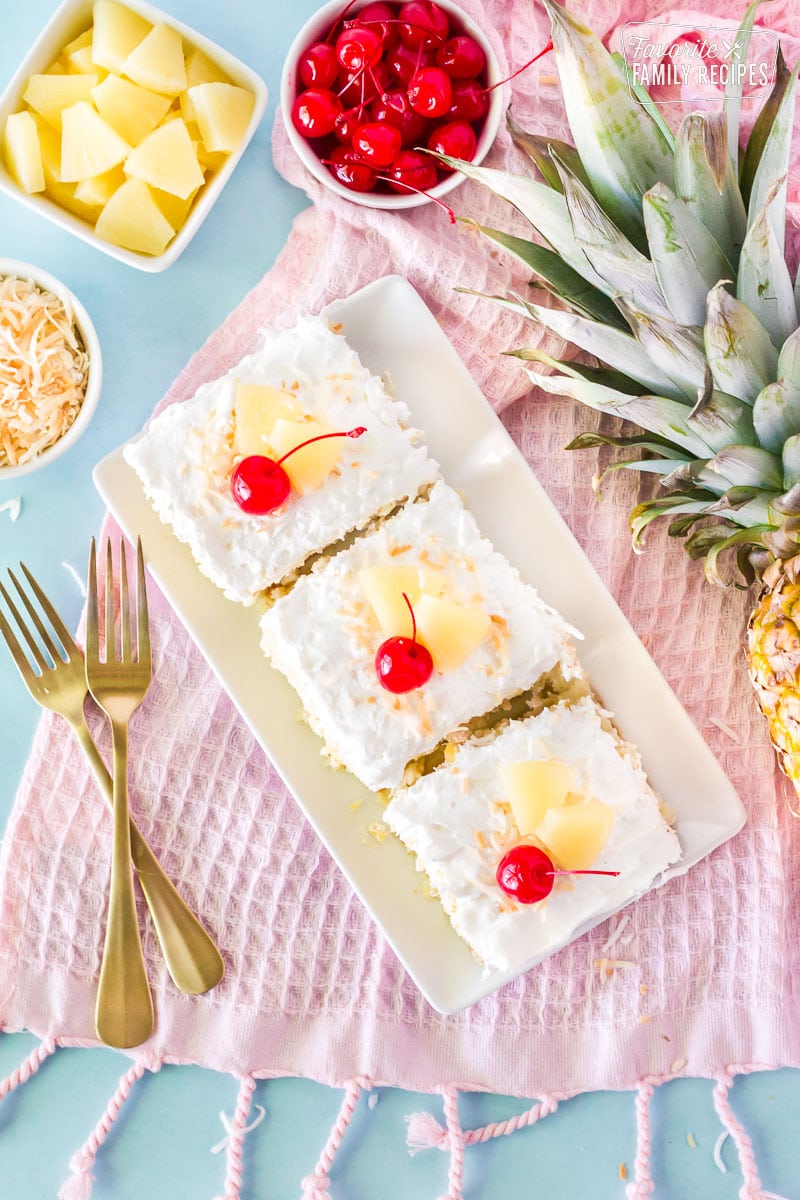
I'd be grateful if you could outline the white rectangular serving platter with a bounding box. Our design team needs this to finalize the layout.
[94,274,746,1014]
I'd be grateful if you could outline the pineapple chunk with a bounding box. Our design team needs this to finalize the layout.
[268,418,341,495]
[536,800,615,871]
[501,760,576,836]
[124,118,203,199]
[358,565,421,637]
[185,45,230,89]
[60,102,130,182]
[22,74,100,131]
[120,23,187,96]
[91,0,151,73]
[64,29,94,74]
[414,595,491,672]
[2,112,45,194]
[194,138,228,173]
[95,177,175,255]
[233,384,298,456]
[187,82,254,153]
[34,115,100,223]
[91,74,171,146]
[74,164,125,207]
[150,184,197,230]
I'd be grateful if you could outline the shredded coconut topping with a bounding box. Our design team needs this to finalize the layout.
[0,274,90,468]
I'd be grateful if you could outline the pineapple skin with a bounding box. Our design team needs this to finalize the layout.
[747,559,800,801]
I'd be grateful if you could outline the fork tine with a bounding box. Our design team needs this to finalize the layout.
[105,537,115,664]
[0,577,49,673]
[120,539,131,662]
[86,538,99,664]
[0,600,37,683]
[9,568,66,665]
[19,562,80,658]
[136,537,150,668]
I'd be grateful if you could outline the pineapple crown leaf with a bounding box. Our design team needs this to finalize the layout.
[449,0,800,583]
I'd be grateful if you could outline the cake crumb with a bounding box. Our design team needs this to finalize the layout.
[639,1015,651,1024]
[389,543,411,556]
[349,800,362,813]
[366,821,388,845]
[618,1163,627,1182]
[328,320,344,333]
[639,983,648,994]
[670,1057,687,1075]
[686,1132,697,1149]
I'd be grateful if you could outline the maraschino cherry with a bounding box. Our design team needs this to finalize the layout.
[375,592,434,694]
[231,427,366,515]
[496,844,620,905]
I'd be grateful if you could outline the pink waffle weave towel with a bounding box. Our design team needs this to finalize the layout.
[3,2,800,1198]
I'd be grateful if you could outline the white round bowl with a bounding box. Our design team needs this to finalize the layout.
[0,258,102,481]
[280,0,504,210]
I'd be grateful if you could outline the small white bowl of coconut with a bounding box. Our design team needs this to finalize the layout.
[0,258,101,480]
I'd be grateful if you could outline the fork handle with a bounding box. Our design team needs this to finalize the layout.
[70,717,224,996]
[96,721,154,1049]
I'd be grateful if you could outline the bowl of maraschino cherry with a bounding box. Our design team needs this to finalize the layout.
[280,0,504,210]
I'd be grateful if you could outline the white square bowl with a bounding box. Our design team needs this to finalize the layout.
[0,0,268,272]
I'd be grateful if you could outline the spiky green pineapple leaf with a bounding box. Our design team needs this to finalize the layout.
[610,51,675,151]
[782,434,800,487]
[541,0,673,243]
[464,288,684,397]
[551,153,672,318]
[752,379,800,453]
[642,182,732,326]
[674,113,747,269]
[739,44,792,207]
[688,377,756,452]
[777,326,800,387]
[723,0,773,172]
[524,364,713,456]
[704,282,779,404]
[506,348,644,394]
[455,226,626,328]
[630,493,721,550]
[704,523,775,585]
[505,112,591,193]
[566,430,687,457]
[617,302,707,400]
[435,154,614,296]
[746,59,799,255]
[737,178,798,345]
[705,443,784,489]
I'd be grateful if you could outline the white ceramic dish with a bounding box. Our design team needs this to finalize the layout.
[280,0,504,211]
[0,257,102,480]
[0,0,268,272]
[93,275,746,1013]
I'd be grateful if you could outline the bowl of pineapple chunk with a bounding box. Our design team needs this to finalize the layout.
[0,0,267,270]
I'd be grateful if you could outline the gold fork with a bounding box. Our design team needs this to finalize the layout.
[85,536,156,1048]
[0,560,225,1004]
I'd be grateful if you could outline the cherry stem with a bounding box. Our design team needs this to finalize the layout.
[484,38,554,94]
[375,172,456,222]
[354,18,447,46]
[275,426,366,465]
[325,0,361,43]
[401,591,418,643]
[548,869,621,878]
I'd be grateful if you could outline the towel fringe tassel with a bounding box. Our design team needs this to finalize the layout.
[57,1056,160,1200]
[626,1080,656,1200]
[300,1076,367,1200]
[437,1086,465,1200]
[405,1090,562,1156]
[712,1068,788,1200]
[213,1074,258,1200]
[0,1034,57,1101]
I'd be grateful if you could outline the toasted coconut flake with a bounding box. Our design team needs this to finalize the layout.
[0,274,90,468]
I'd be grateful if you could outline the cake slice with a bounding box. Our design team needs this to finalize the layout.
[259,481,581,791]
[123,315,439,604]
[384,694,681,972]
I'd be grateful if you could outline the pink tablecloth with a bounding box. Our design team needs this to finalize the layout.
[2,3,800,1199]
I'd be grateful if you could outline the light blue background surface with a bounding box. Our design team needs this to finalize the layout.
[0,1,799,1196]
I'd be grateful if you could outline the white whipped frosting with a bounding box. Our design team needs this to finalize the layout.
[384,695,682,972]
[260,481,578,791]
[123,316,439,605]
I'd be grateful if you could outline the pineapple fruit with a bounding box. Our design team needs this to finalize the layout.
[1,0,257,255]
[358,564,491,669]
[502,758,613,868]
[447,0,800,807]
[537,802,614,871]
[268,419,342,495]
[233,384,299,456]
[502,759,576,834]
